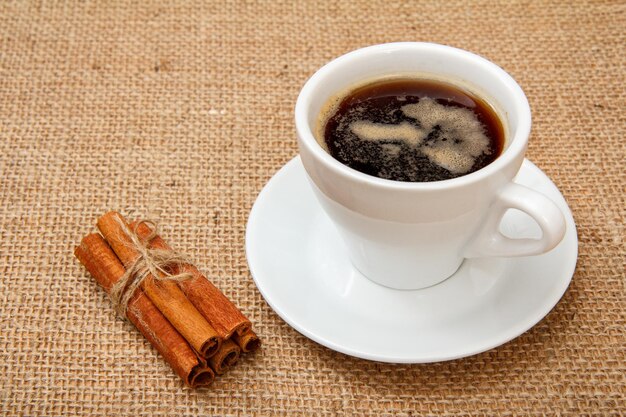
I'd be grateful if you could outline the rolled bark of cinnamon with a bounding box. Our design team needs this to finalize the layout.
[75,233,215,388]
[97,211,221,358]
[232,329,261,353]
[132,221,252,339]
[208,339,241,375]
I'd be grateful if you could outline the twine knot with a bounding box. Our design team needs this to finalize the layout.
[110,218,192,318]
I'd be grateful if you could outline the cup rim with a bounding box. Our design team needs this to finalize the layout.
[295,42,532,190]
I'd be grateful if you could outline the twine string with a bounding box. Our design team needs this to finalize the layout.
[110,217,192,318]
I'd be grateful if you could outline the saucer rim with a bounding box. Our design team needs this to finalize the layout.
[246,156,578,363]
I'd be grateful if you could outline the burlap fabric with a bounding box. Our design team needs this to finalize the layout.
[1,1,624,415]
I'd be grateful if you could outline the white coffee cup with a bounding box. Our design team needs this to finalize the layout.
[295,42,566,290]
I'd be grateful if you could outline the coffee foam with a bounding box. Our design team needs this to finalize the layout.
[350,120,427,147]
[347,97,490,174]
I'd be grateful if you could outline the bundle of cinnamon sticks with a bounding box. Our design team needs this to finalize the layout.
[74,211,260,387]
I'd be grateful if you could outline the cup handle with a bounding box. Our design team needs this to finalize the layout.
[463,183,566,258]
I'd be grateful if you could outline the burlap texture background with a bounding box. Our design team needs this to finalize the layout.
[1,1,624,415]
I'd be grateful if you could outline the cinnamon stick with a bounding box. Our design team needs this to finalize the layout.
[132,221,251,339]
[97,211,221,358]
[75,234,215,387]
[232,329,261,353]
[208,339,241,375]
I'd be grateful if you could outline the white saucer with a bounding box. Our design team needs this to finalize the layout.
[246,157,578,363]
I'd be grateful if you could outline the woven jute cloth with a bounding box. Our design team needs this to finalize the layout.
[1,1,624,415]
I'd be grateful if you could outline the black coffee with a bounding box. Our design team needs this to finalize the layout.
[319,78,505,182]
